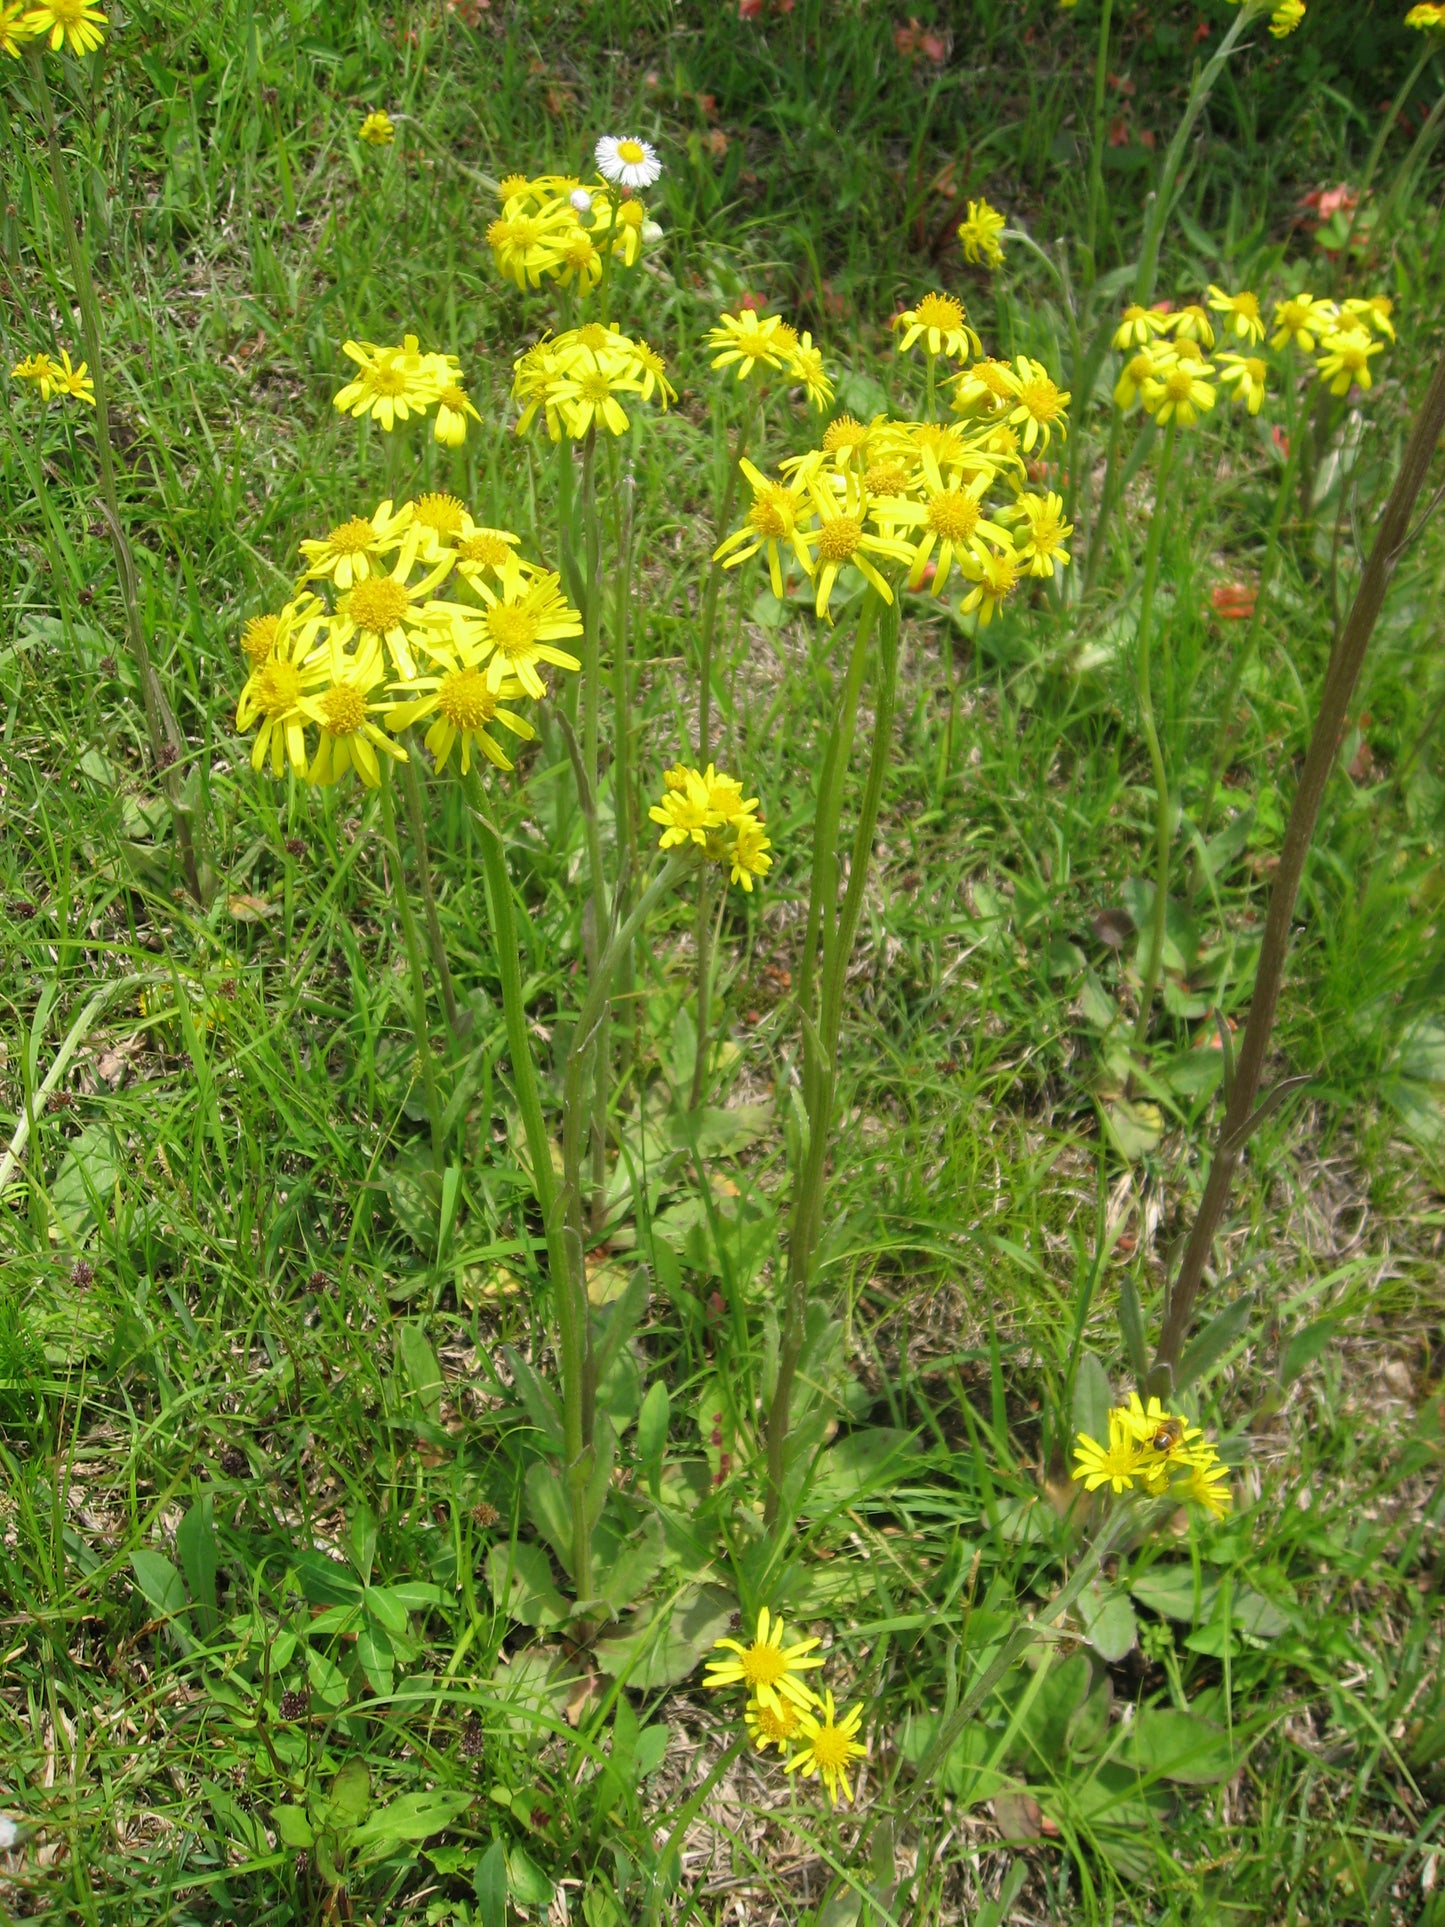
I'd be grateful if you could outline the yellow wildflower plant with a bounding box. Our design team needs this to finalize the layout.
[451,523,536,596]
[332,335,444,431]
[745,1694,802,1756]
[958,197,1007,269]
[1179,1459,1233,1520]
[649,765,772,889]
[237,593,323,671]
[1072,1410,1144,1495]
[727,818,773,893]
[462,571,583,699]
[1141,358,1217,427]
[1,3,36,55]
[706,308,794,382]
[1340,294,1395,342]
[787,330,834,409]
[297,633,407,789]
[1073,1392,1229,1515]
[1168,303,1216,348]
[712,458,817,599]
[632,339,678,407]
[328,550,456,678]
[703,1607,823,1716]
[510,326,666,442]
[950,356,1023,417]
[1270,292,1333,352]
[1406,2,1445,26]
[875,455,1011,597]
[23,0,107,55]
[783,1692,868,1808]
[1112,304,1173,351]
[1007,356,1071,451]
[1270,0,1305,31]
[434,381,482,447]
[386,635,535,777]
[797,470,917,620]
[12,347,93,405]
[358,110,395,146]
[1009,491,1074,578]
[893,291,981,361]
[298,499,413,590]
[1207,286,1266,345]
[239,612,281,666]
[958,547,1019,627]
[407,492,471,563]
[1216,351,1269,414]
[235,598,330,778]
[1316,326,1383,397]
[1113,344,1173,412]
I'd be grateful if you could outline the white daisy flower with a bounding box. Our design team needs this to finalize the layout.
[594,134,661,190]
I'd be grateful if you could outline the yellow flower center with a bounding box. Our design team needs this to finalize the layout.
[748,491,792,539]
[320,683,367,735]
[816,516,863,563]
[864,461,910,497]
[508,216,543,248]
[1018,378,1063,422]
[735,327,777,361]
[487,602,541,658]
[437,668,498,731]
[254,658,302,716]
[1029,512,1062,551]
[578,370,614,403]
[365,358,411,397]
[1125,354,1154,385]
[808,1724,854,1772]
[327,517,377,556]
[414,492,465,536]
[498,174,529,199]
[575,323,612,351]
[1232,293,1261,321]
[561,233,598,266]
[1164,368,1196,402]
[49,0,89,18]
[241,614,279,663]
[486,218,511,249]
[982,554,1018,595]
[616,139,646,164]
[739,1643,787,1688]
[618,200,645,228]
[440,384,469,410]
[458,533,514,567]
[822,414,867,456]
[755,1701,798,1741]
[974,360,1016,397]
[915,292,964,331]
[926,489,981,543]
[773,322,799,352]
[1337,337,1370,369]
[345,576,410,633]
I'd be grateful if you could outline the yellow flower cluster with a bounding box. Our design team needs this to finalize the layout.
[1,0,107,57]
[1073,1393,1233,1518]
[10,348,94,406]
[957,197,1007,270]
[704,310,834,409]
[1223,0,1306,33]
[716,353,1074,626]
[234,496,581,786]
[331,334,482,445]
[648,763,772,892]
[511,323,674,441]
[1406,3,1445,26]
[358,110,395,147]
[703,1608,868,1807]
[1110,286,1394,424]
[486,169,657,294]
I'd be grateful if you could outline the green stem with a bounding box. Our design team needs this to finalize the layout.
[924,351,937,424]
[1085,0,1116,278]
[606,435,637,1099]
[468,773,589,1592]
[1131,420,1178,1052]
[764,592,898,1527]
[1083,408,1124,599]
[378,762,446,1176]
[688,865,713,1112]
[28,47,202,902]
[578,431,611,1219]
[400,743,461,1034]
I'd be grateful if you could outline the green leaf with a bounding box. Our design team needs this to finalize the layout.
[51,1122,119,1235]
[271,1804,314,1849]
[175,1499,219,1640]
[1279,1315,1340,1387]
[1176,1294,1253,1392]
[129,1549,187,1618]
[294,1551,365,1607]
[595,1582,736,1690]
[637,1379,669,1499]
[804,1428,918,1513]
[397,1323,444,1427]
[1130,1566,1218,1624]
[487,1541,568,1628]
[474,1838,508,1927]
[1116,1272,1148,1380]
[1079,1583,1137,1662]
[1122,1707,1238,1784]
[507,1842,555,1908]
[1099,1094,1164,1161]
[597,1513,667,1617]
[504,1346,566,1451]
[525,1462,574,1574]
[351,1789,474,1861]
[324,1761,371,1831]
[1071,1352,1113,1453]
[354,1622,395,1697]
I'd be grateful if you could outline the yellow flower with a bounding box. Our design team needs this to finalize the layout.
[235,599,330,778]
[1141,359,1216,427]
[239,612,281,665]
[11,351,57,393]
[745,1693,802,1755]
[1112,304,1172,351]
[330,551,455,677]
[1216,352,1268,415]
[1072,1411,1144,1494]
[1007,356,1070,451]
[1340,294,1395,342]
[950,356,1022,416]
[1406,2,1445,26]
[551,224,605,293]
[702,1607,823,1716]
[1207,286,1266,345]
[787,331,834,409]
[650,766,719,850]
[22,0,107,55]
[818,413,872,468]
[1270,0,1304,33]
[1113,346,1170,411]
[1010,491,1073,578]
[452,524,532,595]
[297,634,407,788]
[407,492,469,562]
[1270,292,1332,352]
[727,817,772,893]
[875,453,1011,597]
[797,471,917,621]
[485,198,576,289]
[1,2,36,54]
[893,291,981,361]
[386,634,535,777]
[333,335,442,431]
[632,339,677,407]
[466,571,583,699]
[1179,1459,1233,1520]
[1168,303,1216,348]
[1316,327,1382,396]
[957,197,1006,269]
[783,1692,867,1808]
[434,382,482,447]
[958,548,1019,627]
[706,309,792,381]
[713,458,816,599]
[298,499,413,590]
[358,110,395,146]
[48,349,94,405]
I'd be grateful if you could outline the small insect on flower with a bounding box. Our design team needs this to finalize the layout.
[595,134,662,189]
[703,1606,824,1716]
[784,1692,868,1808]
[358,110,395,146]
[22,0,108,57]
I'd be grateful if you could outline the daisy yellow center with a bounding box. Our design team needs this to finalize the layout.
[808,1724,854,1772]
[487,602,541,658]
[773,323,799,351]
[976,361,1014,396]
[865,462,910,496]
[578,370,614,403]
[756,1701,798,1741]
[1030,512,1063,550]
[346,577,410,632]
[575,323,611,351]
[618,201,645,228]
[616,139,646,164]
[458,533,513,567]
[327,517,378,556]
[1018,378,1063,422]
[440,384,469,410]
[736,329,777,361]
[415,493,465,536]
[822,415,866,455]
[241,614,279,663]
[1337,339,1369,368]
[927,490,980,542]
[367,361,411,398]
[816,516,863,563]
[562,233,598,265]
[1232,293,1261,320]
[1164,368,1196,402]
[486,219,511,248]
[508,217,543,248]
[320,683,367,735]
[983,554,1018,593]
[749,492,792,539]
[437,669,498,730]
[740,1643,787,1688]
[915,292,964,330]
[498,174,529,198]
[49,0,89,17]
[255,659,302,716]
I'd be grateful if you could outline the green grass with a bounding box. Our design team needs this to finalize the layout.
[2,1,1445,1922]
